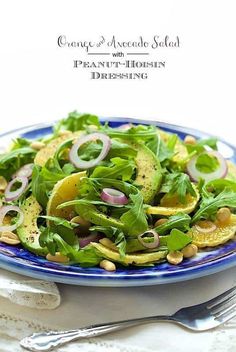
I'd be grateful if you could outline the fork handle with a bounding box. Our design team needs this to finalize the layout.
[20,315,174,351]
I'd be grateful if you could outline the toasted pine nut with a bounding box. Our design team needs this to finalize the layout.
[46,252,69,263]
[155,218,168,227]
[0,231,20,245]
[167,251,183,265]
[30,141,46,150]
[100,259,116,272]
[184,135,197,145]
[216,207,231,224]
[181,244,198,258]
[0,176,7,191]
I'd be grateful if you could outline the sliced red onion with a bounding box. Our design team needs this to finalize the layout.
[186,151,228,182]
[0,205,24,232]
[101,188,128,205]
[194,220,217,233]
[69,133,111,169]
[79,232,103,248]
[5,176,28,202]
[13,163,34,179]
[138,230,160,249]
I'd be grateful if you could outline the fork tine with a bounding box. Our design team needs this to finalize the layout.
[213,301,236,318]
[208,292,236,314]
[206,286,236,309]
[214,305,236,324]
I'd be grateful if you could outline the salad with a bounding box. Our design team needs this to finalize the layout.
[0,112,236,272]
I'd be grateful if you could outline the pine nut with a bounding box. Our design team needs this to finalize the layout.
[30,141,46,150]
[216,207,231,224]
[0,231,20,245]
[184,135,197,145]
[58,130,72,137]
[181,244,198,258]
[167,251,183,265]
[100,259,116,272]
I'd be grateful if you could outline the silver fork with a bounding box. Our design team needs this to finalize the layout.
[20,286,236,352]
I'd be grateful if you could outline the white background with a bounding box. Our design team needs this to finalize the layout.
[0,0,235,144]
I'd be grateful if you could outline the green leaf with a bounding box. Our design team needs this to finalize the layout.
[195,153,219,173]
[0,147,36,180]
[91,157,136,181]
[155,213,191,235]
[157,134,178,164]
[192,188,236,223]
[160,172,196,204]
[40,215,78,229]
[53,234,102,266]
[39,228,57,255]
[31,165,50,208]
[185,137,218,154]
[102,124,158,140]
[54,111,101,134]
[166,229,192,251]
[120,192,148,236]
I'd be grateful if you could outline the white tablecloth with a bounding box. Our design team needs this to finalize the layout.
[0,266,235,352]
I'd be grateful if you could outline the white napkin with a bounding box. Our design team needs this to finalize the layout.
[0,269,60,309]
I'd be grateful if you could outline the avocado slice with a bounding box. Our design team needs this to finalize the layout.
[91,242,167,265]
[128,141,162,203]
[17,195,48,256]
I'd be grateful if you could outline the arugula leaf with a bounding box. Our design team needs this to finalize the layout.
[155,213,191,235]
[160,172,196,203]
[31,165,51,208]
[54,111,101,134]
[115,231,127,258]
[192,188,236,223]
[0,147,36,180]
[166,229,192,251]
[120,192,148,236]
[102,124,158,140]
[157,134,178,164]
[11,138,31,149]
[185,137,218,154]
[40,215,78,229]
[195,153,219,173]
[204,179,236,194]
[107,139,137,159]
[39,228,57,255]
[91,157,136,181]
[53,234,102,266]
[159,229,192,251]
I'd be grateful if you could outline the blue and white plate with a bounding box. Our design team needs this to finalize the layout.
[0,117,236,287]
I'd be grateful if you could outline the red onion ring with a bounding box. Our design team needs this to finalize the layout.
[69,133,111,169]
[0,205,24,232]
[101,188,128,205]
[138,230,160,249]
[13,163,34,179]
[78,232,103,248]
[5,176,28,202]
[186,151,228,182]
[194,220,217,233]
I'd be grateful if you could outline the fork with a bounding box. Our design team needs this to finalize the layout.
[20,285,236,352]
